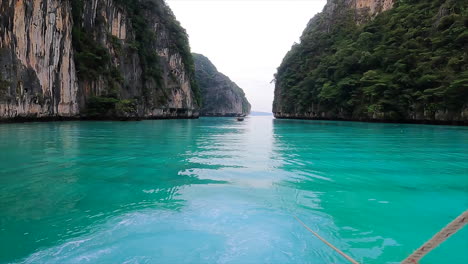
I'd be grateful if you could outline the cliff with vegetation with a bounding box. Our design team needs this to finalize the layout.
[273,0,468,125]
[0,0,200,121]
[193,53,251,116]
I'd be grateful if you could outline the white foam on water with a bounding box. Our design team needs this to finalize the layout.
[18,196,344,264]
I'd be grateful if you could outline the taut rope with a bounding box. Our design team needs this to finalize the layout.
[295,210,467,264]
[401,210,468,264]
[294,216,360,264]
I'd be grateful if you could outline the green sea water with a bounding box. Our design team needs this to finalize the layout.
[0,117,467,264]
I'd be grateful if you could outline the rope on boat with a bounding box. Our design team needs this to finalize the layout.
[294,216,360,264]
[401,210,468,264]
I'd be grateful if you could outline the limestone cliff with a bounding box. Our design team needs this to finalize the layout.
[273,0,468,125]
[0,0,78,119]
[309,0,394,31]
[193,53,250,116]
[0,0,200,121]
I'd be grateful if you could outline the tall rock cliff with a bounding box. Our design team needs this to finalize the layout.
[273,0,468,124]
[0,0,78,118]
[193,53,251,116]
[0,0,200,121]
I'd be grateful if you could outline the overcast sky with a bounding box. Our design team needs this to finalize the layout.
[166,0,326,112]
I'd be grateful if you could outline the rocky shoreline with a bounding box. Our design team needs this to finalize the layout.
[274,115,468,126]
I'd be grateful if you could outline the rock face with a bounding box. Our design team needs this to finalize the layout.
[0,0,78,119]
[193,53,250,116]
[315,0,393,29]
[273,0,468,125]
[0,0,200,121]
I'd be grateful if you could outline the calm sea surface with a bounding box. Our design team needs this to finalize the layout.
[0,117,467,264]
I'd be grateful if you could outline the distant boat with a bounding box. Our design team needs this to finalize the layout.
[237,115,246,121]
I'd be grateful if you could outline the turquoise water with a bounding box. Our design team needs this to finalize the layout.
[0,117,467,264]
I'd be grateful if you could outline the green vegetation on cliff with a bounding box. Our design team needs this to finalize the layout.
[0,76,9,99]
[71,0,111,81]
[71,0,200,116]
[86,97,137,119]
[114,0,200,105]
[274,0,467,122]
[193,53,251,116]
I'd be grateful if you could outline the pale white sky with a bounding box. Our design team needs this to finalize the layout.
[166,0,326,112]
